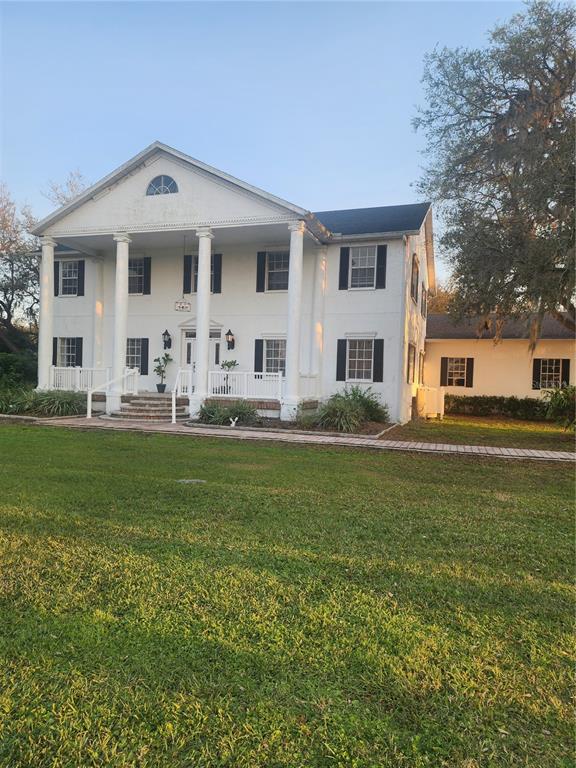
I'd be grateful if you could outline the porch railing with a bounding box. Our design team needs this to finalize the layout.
[50,366,111,392]
[87,368,140,418]
[208,370,283,401]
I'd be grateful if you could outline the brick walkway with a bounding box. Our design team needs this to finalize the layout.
[33,416,576,462]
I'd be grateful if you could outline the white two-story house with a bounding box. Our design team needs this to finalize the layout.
[32,142,434,422]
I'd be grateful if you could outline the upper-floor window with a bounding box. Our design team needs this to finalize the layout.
[266,251,290,291]
[421,285,427,318]
[60,260,79,296]
[410,254,419,303]
[129,258,145,294]
[349,246,377,289]
[146,175,178,195]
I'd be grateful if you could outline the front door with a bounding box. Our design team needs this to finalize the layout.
[182,330,221,372]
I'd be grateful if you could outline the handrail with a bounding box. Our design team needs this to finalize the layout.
[87,368,138,418]
[171,367,183,424]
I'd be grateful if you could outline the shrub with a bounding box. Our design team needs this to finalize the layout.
[543,386,576,430]
[445,394,548,421]
[0,389,86,417]
[315,387,389,433]
[344,386,390,423]
[0,352,37,388]
[199,400,257,426]
[317,394,365,433]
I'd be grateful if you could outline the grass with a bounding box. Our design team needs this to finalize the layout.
[381,415,574,451]
[0,424,573,767]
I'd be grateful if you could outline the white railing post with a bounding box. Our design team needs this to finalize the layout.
[278,373,283,402]
[87,390,93,419]
[74,368,81,392]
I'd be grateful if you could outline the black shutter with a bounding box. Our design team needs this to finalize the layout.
[77,260,85,296]
[183,254,192,294]
[336,339,347,381]
[254,339,264,372]
[52,337,58,365]
[373,339,384,382]
[532,359,542,389]
[440,357,448,386]
[143,257,151,295]
[140,338,149,375]
[338,247,350,290]
[193,256,198,293]
[212,253,222,294]
[54,261,59,296]
[75,338,83,367]
[375,245,387,289]
[465,358,474,388]
[256,252,266,292]
[561,359,570,386]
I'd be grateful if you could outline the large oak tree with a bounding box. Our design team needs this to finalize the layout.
[414,0,575,339]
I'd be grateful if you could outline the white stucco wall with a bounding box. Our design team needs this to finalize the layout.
[425,338,575,398]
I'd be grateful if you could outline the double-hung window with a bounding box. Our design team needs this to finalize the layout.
[264,339,286,374]
[128,258,145,295]
[126,338,149,374]
[446,357,466,386]
[534,358,562,389]
[347,339,374,381]
[266,252,290,291]
[58,337,81,367]
[421,285,427,318]
[60,261,79,296]
[418,351,425,385]
[126,338,143,370]
[349,246,377,289]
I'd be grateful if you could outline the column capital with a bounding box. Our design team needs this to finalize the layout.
[40,236,58,248]
[113,233,132,244]
[196,227,214,240]
[288,220,306,234]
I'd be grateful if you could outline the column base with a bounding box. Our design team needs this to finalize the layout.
[188,393,206,419]
[280,398,300,422]
[106,392,122,414]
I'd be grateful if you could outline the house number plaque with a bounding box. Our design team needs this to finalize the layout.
[174,300,191,312]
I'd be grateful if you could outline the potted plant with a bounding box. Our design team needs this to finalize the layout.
[153,353,172,393]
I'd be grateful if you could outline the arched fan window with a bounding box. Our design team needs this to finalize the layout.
[146,175,178,195]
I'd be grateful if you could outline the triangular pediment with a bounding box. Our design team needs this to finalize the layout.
[34,142,309,237]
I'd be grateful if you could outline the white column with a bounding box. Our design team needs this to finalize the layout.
[92,258,104,369]
[309,246,327,393]
[110,234,131,412]
[189,227,213,417]
[281,220,305,420]
[37,237,57,389]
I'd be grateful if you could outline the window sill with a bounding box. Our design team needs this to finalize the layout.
[264,289,288,294]
[347,286,377,292]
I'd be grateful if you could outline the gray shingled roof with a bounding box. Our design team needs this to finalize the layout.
[426,313,574,340]
[314,202,431,236]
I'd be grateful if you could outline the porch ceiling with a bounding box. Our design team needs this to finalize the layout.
[54,222,317,255]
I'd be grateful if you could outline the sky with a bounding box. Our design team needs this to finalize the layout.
[1,1,523,248]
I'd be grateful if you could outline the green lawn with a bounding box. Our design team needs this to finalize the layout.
[382,415,574,451]
[0,425,573,768]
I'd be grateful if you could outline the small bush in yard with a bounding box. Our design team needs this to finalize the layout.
[199,401,257,426]
[0,389,86,417]
[317,394,365,433]
[544,386,576,430]
[316,387,389,433]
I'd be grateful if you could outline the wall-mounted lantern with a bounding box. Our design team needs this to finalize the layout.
[225,329,235,350]
[162,329,172,350]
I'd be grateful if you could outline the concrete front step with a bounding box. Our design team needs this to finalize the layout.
[121,402,187,411]
[109,412,188,422]
[121,393,188,405]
